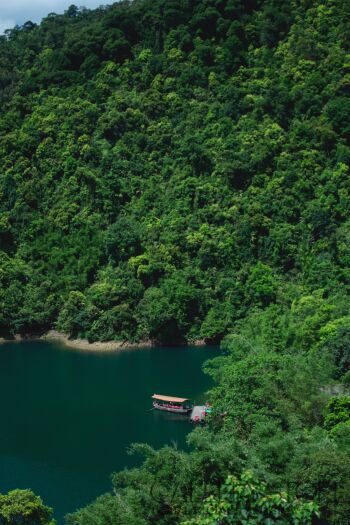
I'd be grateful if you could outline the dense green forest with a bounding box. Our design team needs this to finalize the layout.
[0,0,349,523]
[0,0,348,347]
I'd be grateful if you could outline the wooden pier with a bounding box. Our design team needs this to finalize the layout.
[190,405,206,423]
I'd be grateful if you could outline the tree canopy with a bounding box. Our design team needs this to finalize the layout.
[0,489,54,525]
[0,0,349,346]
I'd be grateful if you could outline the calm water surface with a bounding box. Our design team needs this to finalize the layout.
[0,342,219,523]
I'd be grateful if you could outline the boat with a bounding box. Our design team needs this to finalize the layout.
[152,394,194,413]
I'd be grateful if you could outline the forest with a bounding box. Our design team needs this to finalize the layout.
[0,0,349,523]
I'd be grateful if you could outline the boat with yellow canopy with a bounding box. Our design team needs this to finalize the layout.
[152,394,193,413]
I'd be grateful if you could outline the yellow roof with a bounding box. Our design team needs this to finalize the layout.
[152,394,190,403]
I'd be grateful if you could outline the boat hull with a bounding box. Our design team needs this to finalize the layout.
[153,402,192,414]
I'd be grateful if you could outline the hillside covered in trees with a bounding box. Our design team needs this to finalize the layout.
[0,0,349,346]
[0,0,350,523]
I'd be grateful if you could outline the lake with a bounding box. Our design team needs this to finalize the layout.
[0,341,219,523]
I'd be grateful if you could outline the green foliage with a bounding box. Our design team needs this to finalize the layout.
[202,299,350,525]
[286,441,350,525]
[245,263,277,307]
[182,471,318,525]
[67,437,246,525]
[0,489,54,525]
[324,396,350,435]
[0,0,349,346]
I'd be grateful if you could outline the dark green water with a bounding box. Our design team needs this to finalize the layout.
[0,341,219,523]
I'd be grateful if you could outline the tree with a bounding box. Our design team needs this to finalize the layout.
[324,397,350,435]
[0,489,54,525]
[287,444,350,525]
[182,471,318,525]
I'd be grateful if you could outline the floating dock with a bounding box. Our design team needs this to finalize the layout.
[190,405,206,423]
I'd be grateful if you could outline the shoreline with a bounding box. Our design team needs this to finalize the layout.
[0,331,208,352]
[42,331,155,351]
